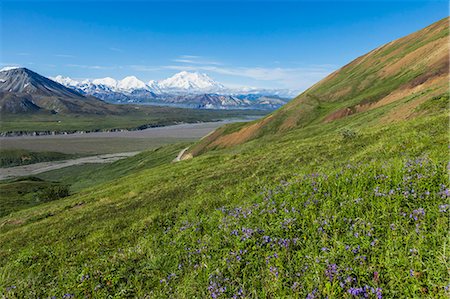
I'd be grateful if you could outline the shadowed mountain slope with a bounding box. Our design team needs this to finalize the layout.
[0,68,121,114]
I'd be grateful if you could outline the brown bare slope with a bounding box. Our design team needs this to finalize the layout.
[187,17,449,157]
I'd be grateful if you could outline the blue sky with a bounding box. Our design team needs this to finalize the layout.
[1,0,448,91]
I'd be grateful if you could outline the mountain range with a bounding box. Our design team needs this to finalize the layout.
[51,71,293,109]
[0,68,117,114]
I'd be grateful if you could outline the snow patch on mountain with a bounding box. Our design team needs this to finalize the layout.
[1,66,21,72]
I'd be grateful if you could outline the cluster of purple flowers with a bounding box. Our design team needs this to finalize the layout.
[265,252,279,264]
[306,288,318,299]
[231,288,244,299]
[409,208,425,221]
[340,275,356,288]
[269,266,279,277]
[374,186,386,197]
[208,274,228,299]
[438,184,450,198]
[347,285,382,298]
[291,281,300,291]
[439,204,449,212]
[281,217,296,229]
[160,157,447,299]
[325,263,338,281]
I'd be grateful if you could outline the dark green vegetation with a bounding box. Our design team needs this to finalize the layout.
[0,109,265,134]
[0,18,448,298]
[0,177,69,217]
[0,149,75,167]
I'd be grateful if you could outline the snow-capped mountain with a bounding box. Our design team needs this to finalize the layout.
[92,77,117,89]
[51,75,79,87]
[51,71,293,110]
[147,80,162,94]
[117,76,148,91]
[158,71,224,93]
[0,66,21,72]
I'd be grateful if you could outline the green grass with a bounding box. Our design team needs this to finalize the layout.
[0,177,69,217]
[0,149,75,167]
[0,107,447,297]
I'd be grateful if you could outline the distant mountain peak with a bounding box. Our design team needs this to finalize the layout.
[158,71,224,92]
[52,75,80,87]
[117,76,147,91]
[92,77,117,88]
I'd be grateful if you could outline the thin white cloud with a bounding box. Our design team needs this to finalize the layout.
[67,64,116,70]
[56,54,75,58]
[109,47,123,52]
[128,65,164,72]
[160,64,334,89]
[180,55,200,59]
[173,59,197,63]
[172,55,222,65]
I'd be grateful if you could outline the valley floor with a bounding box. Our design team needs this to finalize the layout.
[0,151,139,180]
[0,119,255,155]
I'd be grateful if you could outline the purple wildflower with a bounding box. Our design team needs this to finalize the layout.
[325,263,338,281]
[306,288,318,299]
[439,204,450,213]
[269,266,279,277]
[291,282,300,291]
[410,208,425,221]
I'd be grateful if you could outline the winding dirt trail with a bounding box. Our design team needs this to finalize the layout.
[173,147,189,162]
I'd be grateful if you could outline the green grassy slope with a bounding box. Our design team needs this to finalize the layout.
[187,17,448,156]
[0,177,69,217]
[0,18,448,298]
[0,108,448,298]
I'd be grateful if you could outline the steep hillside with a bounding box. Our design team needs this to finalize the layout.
[0,68,114,114]
[187,17,449,156]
